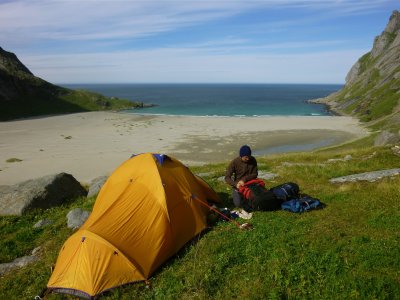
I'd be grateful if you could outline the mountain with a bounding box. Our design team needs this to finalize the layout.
[0,47,141,121]
[313,10,400,131]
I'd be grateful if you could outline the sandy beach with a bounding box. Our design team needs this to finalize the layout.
[0,111,368,185]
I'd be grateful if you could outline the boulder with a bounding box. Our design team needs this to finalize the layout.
[327,155,352,163]
[33,219,53,229]
[0,173,87,216]
[218,171,278,183]
[374,130,400,146]
[258,171,279,180]
[392,145,400,156]
[330,168,400,183]
[0,247,41,276]
[67,208,90,229]
[87,175,108,198]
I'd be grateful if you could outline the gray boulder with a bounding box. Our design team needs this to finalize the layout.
[327,155,353,163]
[330,168,400,183]
[33,219,53,229]
[392,145,400,156]
[195,172,215,178]
[0,247,41,276]
[258,171,279,180]
[67,208,90,229]
[87,175,108,198]
[218,171,278,182]
[374,130,400,146]
[0,173,87,216]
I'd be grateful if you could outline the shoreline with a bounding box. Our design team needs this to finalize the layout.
[0,111,368,185]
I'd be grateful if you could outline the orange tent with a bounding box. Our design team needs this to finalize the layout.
[47,153,220,298]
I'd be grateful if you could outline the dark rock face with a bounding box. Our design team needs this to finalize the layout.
[0,173,87,216]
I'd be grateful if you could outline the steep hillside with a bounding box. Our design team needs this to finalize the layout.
[315,10,400,131]
[0,47,141,120]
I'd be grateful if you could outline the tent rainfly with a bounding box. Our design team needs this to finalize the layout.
[47,153,220,298]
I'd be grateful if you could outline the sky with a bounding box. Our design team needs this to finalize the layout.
[0,0,398,84]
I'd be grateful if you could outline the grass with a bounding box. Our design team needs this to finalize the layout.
[0,88,143,121]
[0,144,399,299]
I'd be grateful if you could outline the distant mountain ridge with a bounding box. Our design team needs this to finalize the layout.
[0,47,141,120]
[314,10,400,131]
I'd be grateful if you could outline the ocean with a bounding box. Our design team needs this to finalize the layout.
[62,83,342,117]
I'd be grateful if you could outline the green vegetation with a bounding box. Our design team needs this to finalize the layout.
[333,70,399,125]
[327,22,400,128]
[60,89,138,111]
[5,158,23,163]
[367,79,400,122]
[0,142,399,299]
[357,52,374,75]
[0,88,143,121]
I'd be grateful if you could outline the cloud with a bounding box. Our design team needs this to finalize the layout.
[1,0,394,83]
[22,46,367,84]
[0,0,394,45]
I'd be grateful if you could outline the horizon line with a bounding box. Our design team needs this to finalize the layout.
[58,82,345,85]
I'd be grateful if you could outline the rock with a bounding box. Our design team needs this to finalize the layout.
[0,173,87,216]
[195,172,215,178]
[392,145,400,156]
[374,130,400,146]
[281,161,326,167]
[330,168,400,183]
[33,219,53,228]
[67,208,90,229]
[218,171,278,183]
[327,155,352,163]
[362,151,377,160]
[371,10,400,58]
[310,11,400,124]
[31,246,41,256]
[0,246,41,276]
[327,158,344,163]
[87,175,108,198]
[345,60,361,85]
[258,171,279,180]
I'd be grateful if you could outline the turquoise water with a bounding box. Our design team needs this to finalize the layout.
[63,83,342,116]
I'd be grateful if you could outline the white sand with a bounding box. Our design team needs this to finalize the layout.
[0,111,368,185]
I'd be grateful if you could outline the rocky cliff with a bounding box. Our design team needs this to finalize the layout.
[0,47,139,120]
[315,10,400,130]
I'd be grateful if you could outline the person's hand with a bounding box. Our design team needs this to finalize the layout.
[236,180,244,189]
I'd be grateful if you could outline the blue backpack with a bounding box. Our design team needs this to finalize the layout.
[270,182,300,201]
[281,196,323,213]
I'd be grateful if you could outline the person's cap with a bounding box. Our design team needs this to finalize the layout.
[239,145,251,157]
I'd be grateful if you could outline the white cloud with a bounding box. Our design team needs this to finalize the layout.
[0,0,394,44]
[22,46,366,84]
[1,0,394,83]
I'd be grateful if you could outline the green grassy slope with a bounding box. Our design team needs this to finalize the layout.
[318,11,400,134]
[0,46,144,121]
[1,143,399,299]
[0,86,143,121]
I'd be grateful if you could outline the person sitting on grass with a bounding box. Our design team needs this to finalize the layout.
[224,145,258,208]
